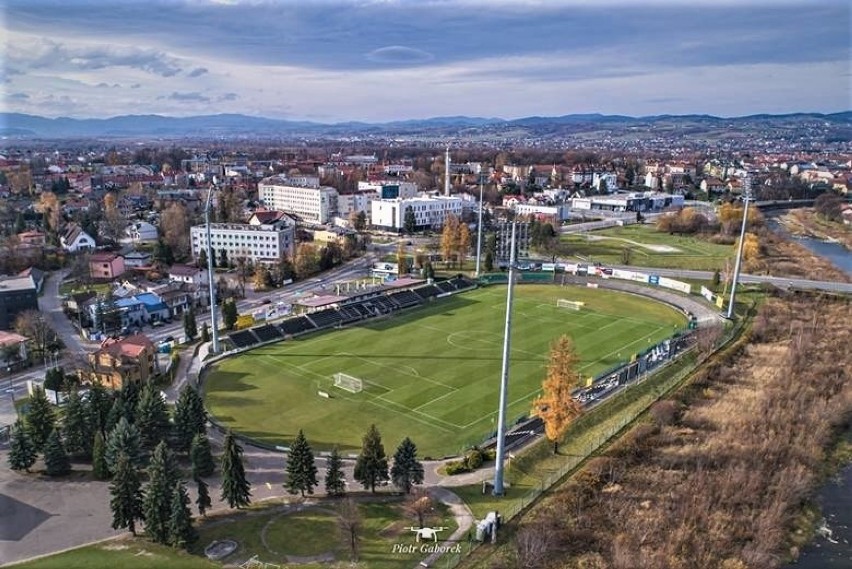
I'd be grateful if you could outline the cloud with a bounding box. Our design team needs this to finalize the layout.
[130,83,142,89]
[218,92,238,101]
[365,46,434,65]
[158,91,211,103]
[8,92,30,100]
[188,67,209,77]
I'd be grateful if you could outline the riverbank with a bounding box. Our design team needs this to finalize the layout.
[776,208,851,250]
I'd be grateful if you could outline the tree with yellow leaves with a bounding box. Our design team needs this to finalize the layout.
[738,232,760,261]
[440,214,460,267]
[532,335,584,454]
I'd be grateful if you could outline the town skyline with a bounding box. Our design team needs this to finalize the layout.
[3,0,850,122]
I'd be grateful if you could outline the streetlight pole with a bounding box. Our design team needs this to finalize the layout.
[205,185,221,354]
[475,174,484,278]
[726,186,751,320]
[493,222,517,496]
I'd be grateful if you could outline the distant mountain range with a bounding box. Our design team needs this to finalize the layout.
[0,111,849,139]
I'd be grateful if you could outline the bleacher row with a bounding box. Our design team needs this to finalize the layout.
[225,277,476,350]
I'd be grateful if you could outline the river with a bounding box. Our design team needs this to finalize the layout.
[771,218,852,567]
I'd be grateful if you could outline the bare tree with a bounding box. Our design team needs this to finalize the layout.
[13,310,61,359]
[336,498,362,562]
[514,522,556,569]
[403,491,433,529]
[160,203,190,260]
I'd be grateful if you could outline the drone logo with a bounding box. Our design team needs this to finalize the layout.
[408,526,447,543]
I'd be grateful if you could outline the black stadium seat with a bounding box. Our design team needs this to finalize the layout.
[229,329,260,349]
[252,324,282,342]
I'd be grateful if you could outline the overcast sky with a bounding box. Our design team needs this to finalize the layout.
[2,0,849,122]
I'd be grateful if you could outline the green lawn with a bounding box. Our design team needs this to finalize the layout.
[193,500,457,569]
[561,224,735,270]
[13,541,222,569]
[58,281,112,297]
[204,285,685,457]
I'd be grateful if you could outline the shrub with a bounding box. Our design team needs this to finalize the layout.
[444,460,470,476]
[465,448,484,470]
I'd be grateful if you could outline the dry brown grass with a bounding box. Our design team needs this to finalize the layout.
[743,229,851,282]
[502,295,852,569]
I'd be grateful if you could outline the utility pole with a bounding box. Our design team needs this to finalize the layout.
[205,185,220,353]
[493,222,517,496]
[475,174,484,278]
[726,182,751,320]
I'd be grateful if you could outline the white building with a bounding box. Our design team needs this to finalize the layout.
[60,225,96,252]
[357,180,418,199]
[371,195,463,231]
[514,203,568,221]
[190,221,296,264]
[258,177,338,224]
[123,221,159,243]
[592,172,619,193]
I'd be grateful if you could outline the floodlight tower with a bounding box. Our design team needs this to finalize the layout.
[475,174,485,278]
[444,146,451,196]
[205,184,220,354]
[726,178,751,320]
[493,222,517,496]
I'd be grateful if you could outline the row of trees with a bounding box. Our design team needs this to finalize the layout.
[440,214,472,268]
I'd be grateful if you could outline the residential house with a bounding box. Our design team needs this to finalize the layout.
[88,252,126,280]
[0,275,39,330]
[123,221,159,244]
[168,264,208,287]
[123,251,153,268]
[700,177,726,194]
[16,230,46,246]
[0,330,28,372]
[159,287,191,319]
[135,292,170,323]
[61,225,96,252]
[81,334,156,390]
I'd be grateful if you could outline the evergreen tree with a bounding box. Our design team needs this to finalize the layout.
[105,393,128,434]
[174,386,206,452]
[220,430,251,509]
[106,417,144,474]
[8,419,37,472]
[136,382,170,449]
[168,481,197,550]
[86,382,112,436]
[324,446,346,497]
[44,429,71,476]
[144,442,178,544]
[25,387,55,452]
[285,429,318,497]
[183,306,198,341]
[121,381,142,425]
[92,430,110,479]
[195,476,212,518]
[62,389,92,457]
[190,433,215,478]
[201,322,210,343]
[353,424,389,493]
[109,453,144,535]
[390,437,424,494]
[221,299,238,331]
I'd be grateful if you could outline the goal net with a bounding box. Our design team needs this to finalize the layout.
[556,299,585,311]
[333,372,364,393]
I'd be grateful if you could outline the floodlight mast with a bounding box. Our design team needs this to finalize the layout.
[475,174,484,278]
[205,184,220,354]
[493,222,517,496]
[726,183,751,320]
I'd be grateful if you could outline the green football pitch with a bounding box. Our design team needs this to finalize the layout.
[203,284,686,457]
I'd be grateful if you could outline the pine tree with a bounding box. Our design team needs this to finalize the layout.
[92,430,110,479]
[44,429,71,476]
[195,476,212,518]
[105,393,128,434]
[220,430,251,509]
[168,481,197,550]
[106,417,144,474]
[174,386,206,453]
[8,419,37,472]
[144,442,178,544]
[390,437,424,494]
[121,381,142,425]
[109,453,144,535]
[285,429,318,497]
[183,307,198,341]
[353,424,389,493]
[136,382,170,449]
[201,322,210,343]
[190,433,215,478]
[25,387,55,452]
[63,389,92,457]
[86,382,112,436]
[325,446,346,497]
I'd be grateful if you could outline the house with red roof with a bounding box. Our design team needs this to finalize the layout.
[81,333,157,390]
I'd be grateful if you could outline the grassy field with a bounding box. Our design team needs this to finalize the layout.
[13,541,221,569]
[561,224,735,270]
[193,500,458,569]
[204,285,685,457]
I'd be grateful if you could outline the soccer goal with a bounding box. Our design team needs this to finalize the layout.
[556,299,585,311]
[333,372,364,393]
